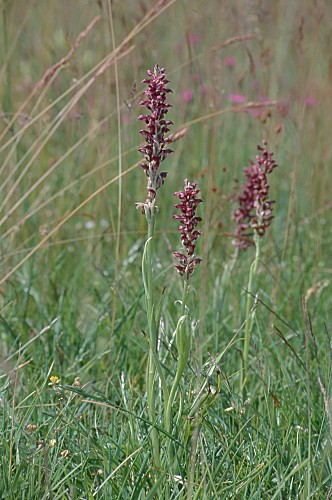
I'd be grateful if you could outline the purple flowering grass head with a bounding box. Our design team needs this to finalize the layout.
[137,65,173,210]
[173,179,203,279]
[232,141,278,249]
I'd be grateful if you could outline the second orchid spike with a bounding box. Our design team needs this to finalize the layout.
[173,179,203,279]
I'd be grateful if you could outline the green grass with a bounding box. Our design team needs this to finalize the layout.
[0,0,331,498]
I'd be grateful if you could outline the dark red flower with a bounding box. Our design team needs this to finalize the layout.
[138,65,173,208]
[232,142,278,249]
[173,180,203,278]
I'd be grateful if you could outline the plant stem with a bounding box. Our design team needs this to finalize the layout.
[144,204,169,470]
[242,233,261,394]
[165,279,189,433]
[145,219,169,398]
[164,278,190,477]
[145,206,161,469]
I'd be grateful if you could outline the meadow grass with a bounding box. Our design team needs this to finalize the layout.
[0,0,331,498]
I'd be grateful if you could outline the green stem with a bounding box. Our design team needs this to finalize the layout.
[145,207,161,469]
[146,216,169,402]
[165,279,189,434]
[144,203,169,470]
[242,233,261,393]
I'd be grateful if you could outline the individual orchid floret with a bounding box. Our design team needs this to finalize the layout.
[173,179,203,279]
[137,65,173,210]
[232,141,278,249]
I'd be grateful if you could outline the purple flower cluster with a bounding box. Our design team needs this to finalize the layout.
[233,142,278,249]
[138,65,173,208]
[173,180,203,279]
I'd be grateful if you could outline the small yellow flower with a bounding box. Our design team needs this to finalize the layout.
[49,375,61,386]
[49,438,56,447]
[60,450,69,458]
[97,469,103,475]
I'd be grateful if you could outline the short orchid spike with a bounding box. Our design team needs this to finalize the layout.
[173,179,203,279]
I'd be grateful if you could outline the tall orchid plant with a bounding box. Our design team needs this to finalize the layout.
[137,66,203,472]
[233,142,278,392]
[137,65,173,468]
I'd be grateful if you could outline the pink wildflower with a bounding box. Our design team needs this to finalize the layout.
[188,33,200,46]
[182,89,194,103]
[304,96,317,108]
[229,93,247,104]
[225,56,235,67]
